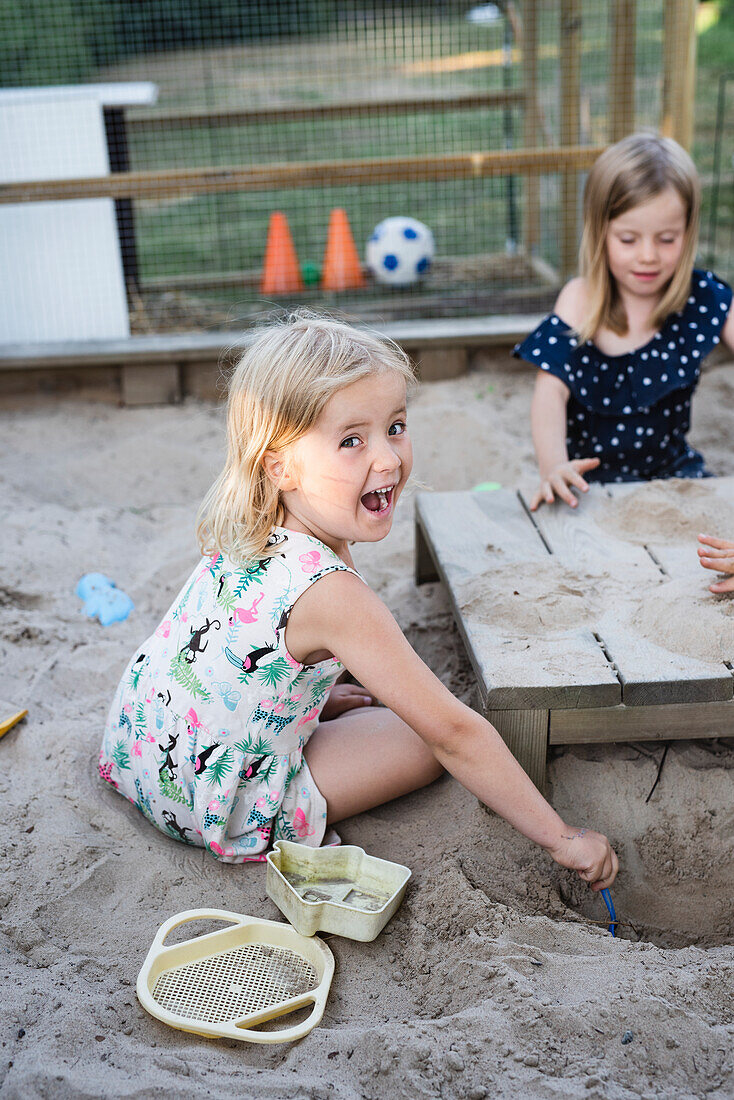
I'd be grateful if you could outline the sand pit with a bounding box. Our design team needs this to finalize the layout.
[1,359,734,1097]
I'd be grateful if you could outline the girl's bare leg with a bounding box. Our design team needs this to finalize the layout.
[304,706,443,824]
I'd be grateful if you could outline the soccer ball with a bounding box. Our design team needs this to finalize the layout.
[366,217,435,286]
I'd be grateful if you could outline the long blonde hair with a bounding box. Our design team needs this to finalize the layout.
[578,132,701,342]
[197,313,414,564]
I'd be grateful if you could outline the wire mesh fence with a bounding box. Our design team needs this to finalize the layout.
[0,0,726,344]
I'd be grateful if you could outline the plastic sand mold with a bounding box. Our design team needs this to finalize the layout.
[136,909,334,1044]
[266,840,411,941]
[76,573,134,626]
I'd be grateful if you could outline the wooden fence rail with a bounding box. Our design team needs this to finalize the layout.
[0,144,605,205]
[126,90,526,132]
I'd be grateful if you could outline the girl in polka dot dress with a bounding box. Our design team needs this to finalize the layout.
[100,315,618,892]
[514,133,734,510]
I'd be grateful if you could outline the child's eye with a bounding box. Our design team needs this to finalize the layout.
[388,421,407,436]
[340,435,360,448]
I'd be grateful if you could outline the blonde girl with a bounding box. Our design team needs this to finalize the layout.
[513,132,734,509]
[101,314,617,892]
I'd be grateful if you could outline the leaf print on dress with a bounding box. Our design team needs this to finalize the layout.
[169,652,211,701]
[309,675,333,705]
[112,740,131,772]
[234,733,274,757]
[257,656,291,690]
[284,760,302,791]
[205,747,234,787]
[158,767,193,809]
[215,574,237,616]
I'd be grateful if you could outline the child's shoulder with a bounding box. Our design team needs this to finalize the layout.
[686,268,732,312]
[553,277,588,330]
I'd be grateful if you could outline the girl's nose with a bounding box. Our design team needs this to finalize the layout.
[372,439,401,473]
[639,237,658,263]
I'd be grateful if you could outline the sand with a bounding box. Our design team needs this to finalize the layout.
[1,357,733,1099]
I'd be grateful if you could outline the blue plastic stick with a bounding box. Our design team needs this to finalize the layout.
[601,888,617,936]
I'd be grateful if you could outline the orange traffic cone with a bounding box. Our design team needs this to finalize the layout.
[260,212,304,295]
[320,208,365,291]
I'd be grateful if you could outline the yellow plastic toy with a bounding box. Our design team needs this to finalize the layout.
[136,908,334,1044]
[266,840,412,941]
[0,699,27,740]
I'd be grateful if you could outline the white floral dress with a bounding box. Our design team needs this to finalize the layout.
[99,528,361,863]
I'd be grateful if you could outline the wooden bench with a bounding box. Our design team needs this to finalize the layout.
[415,479,734,790]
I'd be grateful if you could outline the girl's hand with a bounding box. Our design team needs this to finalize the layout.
[544,826,618,890]
[320,682,373,721]
[697,533,734,594]
[530,458,601,511]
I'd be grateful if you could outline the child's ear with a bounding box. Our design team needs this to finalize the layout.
[262,450,296,490]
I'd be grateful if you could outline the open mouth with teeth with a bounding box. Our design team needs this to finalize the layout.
[360,485,394,514]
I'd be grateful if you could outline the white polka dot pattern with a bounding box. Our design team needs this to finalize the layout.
[512,269,732,482]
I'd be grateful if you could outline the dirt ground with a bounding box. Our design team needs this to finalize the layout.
[1,355,733,1098]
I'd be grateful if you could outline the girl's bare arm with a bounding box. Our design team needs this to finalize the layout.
[288,571,618,888]
[530,372,599,510]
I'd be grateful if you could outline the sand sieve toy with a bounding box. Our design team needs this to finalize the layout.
[136,908,334,1044]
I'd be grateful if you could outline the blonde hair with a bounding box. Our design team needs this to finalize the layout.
[197,313,415,564]
[577,132,701,342]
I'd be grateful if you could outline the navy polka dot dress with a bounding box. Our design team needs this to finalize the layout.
[513,269,733,483]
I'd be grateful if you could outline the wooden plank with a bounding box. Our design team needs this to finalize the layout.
[550,697,734,744]
[521,485,662,579]
[417,489,548,576]
[559,0,582,279]
[0,145,607,205]
[593,610,733,706]
[127,90,527,132]
[609,0,637,142]
[471,624,621,711]
[486,708,549,792]
[415,491,621,709]
[121,363,181,406]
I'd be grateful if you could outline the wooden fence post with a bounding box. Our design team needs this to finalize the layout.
[522,0,540,256]
[610,0,637,142]
[662,0,697,149]
[560,0,582,280]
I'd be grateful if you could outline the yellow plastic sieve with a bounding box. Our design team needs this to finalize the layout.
[136,908,334,1044]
